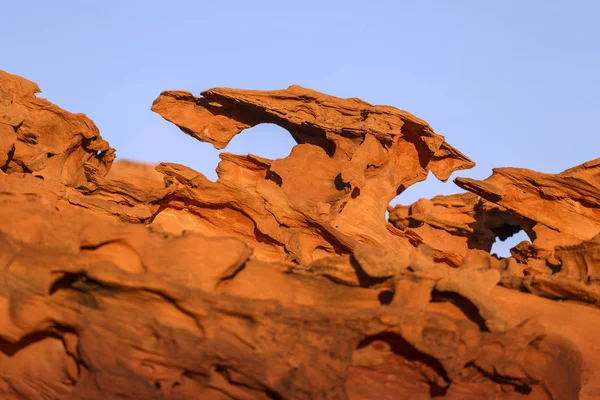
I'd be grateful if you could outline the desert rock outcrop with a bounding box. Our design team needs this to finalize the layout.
[0,70,599,399]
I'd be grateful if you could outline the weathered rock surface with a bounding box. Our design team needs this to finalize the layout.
[0,71,114,186]
[455,160,600,259]
[0,70,599,399]
[149,85,474,264]
[388,193,521,267]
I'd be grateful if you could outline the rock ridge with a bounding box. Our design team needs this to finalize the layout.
[0,70,597,399]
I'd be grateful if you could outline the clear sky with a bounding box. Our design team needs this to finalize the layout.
[4,1,599,255]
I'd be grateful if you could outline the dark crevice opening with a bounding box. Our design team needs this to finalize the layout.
[213,364,284,400]
[491,224,523,242]
[19,133,38,145]
[49,272,84,295]
[430,289,489,332]
[355,333,450,396]
[334,173,351,191]
[304,219,354,255]
[48,271,117,305]
[265,389,285,400]
[0,145,15,172]
[80,135,98,150]
[12,121,24,133]
[218,260,249,284]
[265,169,283,186]
[79,238,123,251]
[0,331,61,357]
[349,256,390,287]
[378,290,394,305]
[465,362,533,394]
[399,121,435,170]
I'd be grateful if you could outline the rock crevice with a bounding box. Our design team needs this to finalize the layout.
[0,70,597,399]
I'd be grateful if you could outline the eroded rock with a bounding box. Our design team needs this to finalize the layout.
[388,193,521,266]
[0,70,597,399]
[0,71,114,187]
[455,160,600,257]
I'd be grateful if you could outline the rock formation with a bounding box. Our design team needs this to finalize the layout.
[0,70,599,399]
[388,193,521,267]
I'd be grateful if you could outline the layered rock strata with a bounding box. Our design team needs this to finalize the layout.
[0,70,598,399]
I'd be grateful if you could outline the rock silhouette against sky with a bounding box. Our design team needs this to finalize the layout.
[0,70,598,399]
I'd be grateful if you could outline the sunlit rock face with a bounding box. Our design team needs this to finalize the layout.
[0,70,597,399]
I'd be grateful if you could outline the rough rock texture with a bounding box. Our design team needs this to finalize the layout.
[388,193,521,267]
[149,86,474,265]
[1,70,599,399]
[0,71,114,186]
[455,161,600,259]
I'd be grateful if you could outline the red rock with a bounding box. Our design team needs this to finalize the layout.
[388,193,520,267]
[0,70,598,399]
[0,71,114,187]
[455,160,600,256]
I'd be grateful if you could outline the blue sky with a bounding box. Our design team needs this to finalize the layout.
[4,1,599,255]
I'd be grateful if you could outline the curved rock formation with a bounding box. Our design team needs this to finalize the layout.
[0,71,114,186]
[0,70,599,399]
[388,193,521,267]
[149,86,474,264]
[455,160,600,259]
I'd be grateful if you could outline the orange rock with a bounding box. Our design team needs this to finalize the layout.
[1,70,599,399]
[455,160,600,254]
[389,193,520,266]
[0,71,114,186]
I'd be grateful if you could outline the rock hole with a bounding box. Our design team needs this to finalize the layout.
[49,272,85,295]
[12,121,24,133]
[0,331,61,357]
[430,289,489,332]
[465,362,533,395]
[80,136,94,149]
[390,176,458,208]
[334,173,351,191]
[150,123,297,182]
[225,123,296,161]
[349,256,389,287]
[387,175,460,231]
[491,230,530,258]
[265,389,285,400]
[48,272,111,309]
[378,290,394,305]
[0,145,15,172]
[265,169,283,186]
[347,333,450,398]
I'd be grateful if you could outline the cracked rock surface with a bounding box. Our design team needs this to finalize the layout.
[0,70,598,399]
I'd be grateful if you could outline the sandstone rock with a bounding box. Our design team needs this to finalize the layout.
[148,85,474,265]
[455,160,600,257]
[0,71,114,187]
[388,193,520,266]
[0,70,598,399]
